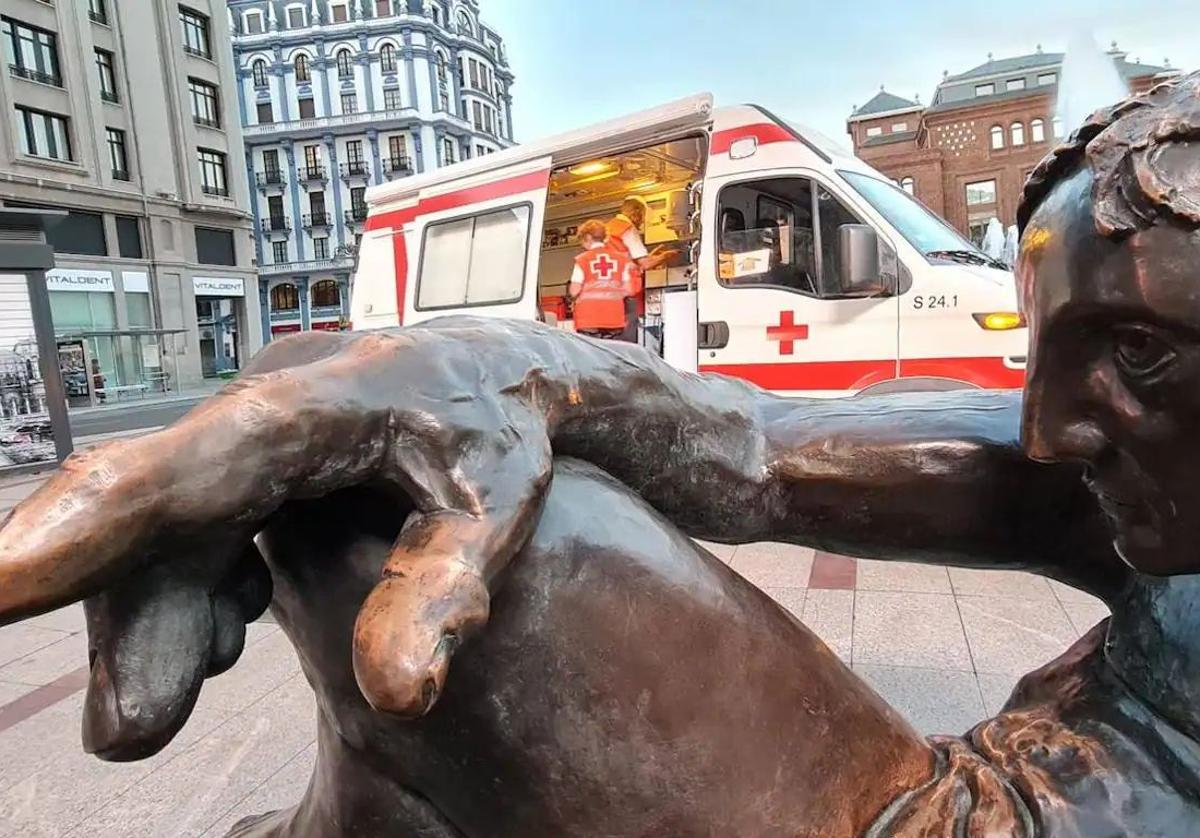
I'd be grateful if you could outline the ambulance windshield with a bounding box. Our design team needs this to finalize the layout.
[839,171,990,262]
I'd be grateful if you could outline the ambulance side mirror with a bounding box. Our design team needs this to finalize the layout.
[836,224,886,297]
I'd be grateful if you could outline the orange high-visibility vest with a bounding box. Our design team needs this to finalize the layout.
[572,244,639,331]
[605,215,646,315]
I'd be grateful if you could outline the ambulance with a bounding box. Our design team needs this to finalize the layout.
[351,93,1027,396]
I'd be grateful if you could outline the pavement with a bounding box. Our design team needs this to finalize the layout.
[0,472,1111,837]
[66,384,223,438]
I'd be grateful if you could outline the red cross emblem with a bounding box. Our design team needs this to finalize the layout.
[766,311,809,355]
[591,254,617,280]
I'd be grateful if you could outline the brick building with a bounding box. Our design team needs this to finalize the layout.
[848,46,1178,245]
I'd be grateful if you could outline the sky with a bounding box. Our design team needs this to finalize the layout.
[481,0,1199,147]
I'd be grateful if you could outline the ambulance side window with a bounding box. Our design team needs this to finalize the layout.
[416,203,531,310]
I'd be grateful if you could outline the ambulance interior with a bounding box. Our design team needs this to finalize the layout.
[536,136,705,354]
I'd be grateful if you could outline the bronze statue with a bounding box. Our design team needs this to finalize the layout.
[0,71,1198,836]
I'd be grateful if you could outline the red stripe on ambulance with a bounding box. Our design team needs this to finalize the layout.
[710,123,796,155]
[699,357,1025,391]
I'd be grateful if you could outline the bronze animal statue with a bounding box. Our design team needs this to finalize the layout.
[1,71,1199,837]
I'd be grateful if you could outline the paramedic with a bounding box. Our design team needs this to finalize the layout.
[569,219,641,342]
[605,197,678,342]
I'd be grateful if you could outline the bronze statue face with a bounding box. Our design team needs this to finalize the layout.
[1019,168,1200,575]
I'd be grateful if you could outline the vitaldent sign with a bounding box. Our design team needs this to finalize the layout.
[193,276,245,297]
[46,268,115,293]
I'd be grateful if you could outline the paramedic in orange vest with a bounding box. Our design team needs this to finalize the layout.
[605,197,677,340]
[569,219,641,342]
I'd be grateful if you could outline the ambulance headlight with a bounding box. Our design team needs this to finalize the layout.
[973,312,1026,331]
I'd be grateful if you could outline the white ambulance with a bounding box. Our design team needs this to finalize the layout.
[351,93,1027,396]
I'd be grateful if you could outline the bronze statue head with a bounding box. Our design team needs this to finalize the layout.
[1017,70,1200,574]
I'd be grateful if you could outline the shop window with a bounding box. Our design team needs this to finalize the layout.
[116,215,143,258]
[416,204,530,309]
[311,279,340,307]
[271,283,299,311]
[195,226,235,265]
[126,293,153,328]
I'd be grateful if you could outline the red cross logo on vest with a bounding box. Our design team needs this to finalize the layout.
[591,253,617,281]
[766,311,809,355]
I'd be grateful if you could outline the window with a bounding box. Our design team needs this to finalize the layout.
[375,0,392,15]
[1006,78,1026,92]
[14,106,72,161]
[715,177,868,298]
[197,148,228,196]
[1010,121,1025,146]
[126,292,152,328]
[309,190,326,214]
[116,216,142,258]
[89,0,109,25]
[340,92,357,114]
[1052,116,1064,138]
[312,279,340,307]
[472,100,483,130]
[350,186,367,216]
[12,206,105,255]
[435,51,448,83]
[975,83,994,97]
[387,135,407,165]
[380,43,397,73]
[891,122,908,133]
[417,205,530,309]
[107,128,129,180]
[94,49,118,102]
[900,176,914,195]
[294,53,310,81]
[3,18,62,86]
[456,9,474,36]
[336,48,352,78]
[188,78,220,127]
[1031,118,1045,143]
[195,226,235,265]
[841,171,982,259]
[468,58,480,90]
[298,96,315,118]
[252,59,268,87]
[313,236,330,260]
[330,2,349,23]
[262,148,280,179]
[346,140,364,167]
[965,179,997,206]
[272,240,289,263]
[442,137,456,164]
[180,7,211,58]
[990,125,1004,150]
[287,6,306,28]
[256,101,274,123]
[267,195,285,228]
[865,126,882,138]
[439,88,449,112]
[383,87,402,110]
[431,5,441,25]
[270,283,299,310]
[303,144,320,176]
[244,11,264,34]
[474,143,486,158]
[1038,72,1057,86]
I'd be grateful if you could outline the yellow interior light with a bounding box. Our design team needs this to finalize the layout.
[569,161,612,177]
[629,178,661,192]
[974,312,1026,330]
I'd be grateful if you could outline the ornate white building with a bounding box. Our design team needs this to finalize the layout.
[227,0,514,339]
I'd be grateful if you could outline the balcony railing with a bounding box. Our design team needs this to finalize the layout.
[261,216,292,234]
[193,115,220,128]
[302,212,331,228]
[100,89,118,104]
[256,170,286,188]
[259,255,355,277]
[381,156,412,177]
[339,161,369,180]
[242,107,420,136]
[299,165,326,182]
[10,65,62,87]
[201,184,229,197]
[344,208,367,225]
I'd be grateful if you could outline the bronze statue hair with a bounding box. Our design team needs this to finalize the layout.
[1017,69,1200,237]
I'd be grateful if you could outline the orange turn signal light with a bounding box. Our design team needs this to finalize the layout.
[973,312,1026,331]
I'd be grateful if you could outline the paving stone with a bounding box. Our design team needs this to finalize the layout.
[761,586,805,620]
[692,539,736,562]
[853,591,971,670]
[856,560,952,594]
[958,595,1077,675]
[802,589,853,663]
[1062,599,1111,636]
[976,672,1020,717]
[23,605,87,635]
[1047,578,1108,605]
[0,625,69,669]
[948,567,1056,600]
[729,542,813,589]
[0,632,88,687]
[201,743,317,837]
[855,664,987,737]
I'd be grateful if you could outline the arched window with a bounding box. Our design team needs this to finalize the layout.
[990,125,1004,150]
[1010,121,1025,146]
[456,9,473,36]
[900,176,915,195]
[380,43,397,73]
[1030,118,1045,143]
[252,59,268,88]
[311,279,341,308]
[294,53,310,82]
[270,283,299,312]
[336,49,353,79]
[435,50,448,83]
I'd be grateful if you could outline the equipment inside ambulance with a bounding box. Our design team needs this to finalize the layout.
[352,93,1027,397]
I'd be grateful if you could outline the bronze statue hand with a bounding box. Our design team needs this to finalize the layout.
[0,327,552,720]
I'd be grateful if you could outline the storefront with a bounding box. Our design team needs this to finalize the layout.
[193,276,246,377]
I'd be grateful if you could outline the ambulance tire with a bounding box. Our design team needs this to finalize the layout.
[852,377,979,398]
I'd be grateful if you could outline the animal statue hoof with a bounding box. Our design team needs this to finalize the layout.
[352,558,490,717]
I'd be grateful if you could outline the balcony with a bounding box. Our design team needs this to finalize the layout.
[381,156,412,179]
[344,208,367,226]
[298,165,327,186]
[10,65,62,88]
[258,254,355,277]
[260,216,292,235]
[241,107,418,138]
[256,170,286,193]
[339,161,370,182]
[302,212,332,229]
